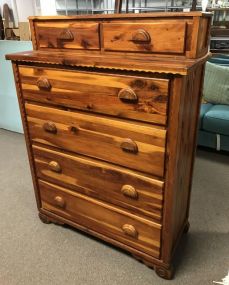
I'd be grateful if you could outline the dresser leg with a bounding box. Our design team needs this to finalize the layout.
[154,265,174,280]
[183,221,190,234]
[38,212,64,225]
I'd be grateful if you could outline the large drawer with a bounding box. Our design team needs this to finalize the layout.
[33,145,164,221]
[19,66,169,125]
[39,180,162,258]
[34,21,100,50]
[26,103,166,177]
[103,21,186,54]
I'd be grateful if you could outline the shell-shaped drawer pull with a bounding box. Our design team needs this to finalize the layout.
[120,138,138,154]
[121,185,138,199]
[48,161,62,173]
[43,121,57,134]
[122,224,138,238]
[132,29,151,43]
[118,88,138,103]
[54,196,66,208]
[37,77,52,91]
[57,29,74,41]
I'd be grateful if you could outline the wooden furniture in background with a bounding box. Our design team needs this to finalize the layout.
[6,12,211,279]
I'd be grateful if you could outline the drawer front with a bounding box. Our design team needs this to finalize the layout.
[33,145,164,221]
[39,180,162,258]
[19,66,169,125]
[35,21,100,50]
[103,21,186,54]
[26,103,166,177]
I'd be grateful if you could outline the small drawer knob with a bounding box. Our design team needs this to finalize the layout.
[54,196,66,208]
[57,29,74,41]
[37,77,52,91]
[120,138,138,154]
[121,185,138,199]
[132,29,151,43]
[48,161,62,173]
[43,122,57,134]
[122,224,138,238]
[118,88,138,103]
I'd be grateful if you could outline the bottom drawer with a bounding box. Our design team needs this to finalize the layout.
[39,180,161,258]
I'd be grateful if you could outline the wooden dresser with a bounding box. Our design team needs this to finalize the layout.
[7,12,211,279]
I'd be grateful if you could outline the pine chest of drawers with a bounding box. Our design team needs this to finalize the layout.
[7,12,212,279]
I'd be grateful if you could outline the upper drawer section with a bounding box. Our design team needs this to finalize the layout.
[19,66,169,126]
[103,21,186,54]
[34,21,100,50]
[29,13,212,59]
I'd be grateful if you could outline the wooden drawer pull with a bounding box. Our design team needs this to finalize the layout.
[37,77,52,91]
[57,29,74,41]
[48,161,62,173]
[118,88,138,103]
[43,122,57,134]
[120,138,138,154]
[122,224,138,238]
[132,29,151,43]
[54,196,66,208]
[121,185,138,199]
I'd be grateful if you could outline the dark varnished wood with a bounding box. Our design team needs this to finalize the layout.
[7,12,211,280]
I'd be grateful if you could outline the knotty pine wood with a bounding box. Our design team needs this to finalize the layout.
[103,21,186,54]
[6,12,212,280]
[35,22,100,50]
[27,12,212,59]
[19,65,169,125]
[33,145,164,221]
[25,103,166,177]
[39,179,162,258]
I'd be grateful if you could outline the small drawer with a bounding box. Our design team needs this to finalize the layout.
[39,180,162,258]
[19,65,169,125]
[33,145,164,221]
[34,21,100,50]
[103,21,186,54]
[26,103,166,177]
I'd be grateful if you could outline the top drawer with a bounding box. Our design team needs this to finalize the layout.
[34,21,100,50]
[103,21,186,54]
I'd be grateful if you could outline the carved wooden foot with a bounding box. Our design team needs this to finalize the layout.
[154,265,174,280]
[38,212,64,225]
[183,221,190,234]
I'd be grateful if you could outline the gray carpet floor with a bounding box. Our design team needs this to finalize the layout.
[0,128,228,285]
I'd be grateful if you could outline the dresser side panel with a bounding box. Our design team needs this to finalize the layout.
[162,63,204,263]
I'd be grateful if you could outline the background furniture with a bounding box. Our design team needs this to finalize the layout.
[7,12,211,279]
[0,40,32,132]
[198,54,229,152]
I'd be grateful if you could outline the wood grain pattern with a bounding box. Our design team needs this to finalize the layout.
[35,22,100,50]
[39,179,162,258]
[19,65,169,125]
[161,64,204,264]
[26,103,166,177]
[103,22,186,54]
[6,12,212,280]
[33,145,164,221]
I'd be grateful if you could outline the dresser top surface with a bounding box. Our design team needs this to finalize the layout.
[6,50,210,75]
[29,11,212,21]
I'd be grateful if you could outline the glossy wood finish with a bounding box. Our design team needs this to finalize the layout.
[103,21,186,54]
[35,22,100,50]
[26,103,166,177]
[39,179,162,258]
[28,12,212,59]
[19,65,169,125]
[33,145,164,221]
[7,12,211,280]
